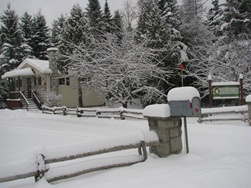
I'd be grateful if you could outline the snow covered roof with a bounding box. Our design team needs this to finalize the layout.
[17,59,52,74]
[2,68,35,79]
[167,86,200,102]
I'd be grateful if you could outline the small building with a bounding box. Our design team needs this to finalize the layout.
[1,48,104,109]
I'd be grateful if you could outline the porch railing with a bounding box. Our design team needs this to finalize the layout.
[19,91,29,111]
[31,91,42,110]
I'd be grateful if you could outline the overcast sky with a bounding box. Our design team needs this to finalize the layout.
[0,0,215,27]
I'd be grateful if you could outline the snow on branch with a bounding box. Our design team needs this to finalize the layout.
[64,31,171,107]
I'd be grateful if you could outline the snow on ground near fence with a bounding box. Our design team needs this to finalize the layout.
[1,109,251,188]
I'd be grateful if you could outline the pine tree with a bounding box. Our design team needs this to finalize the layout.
[111,10,123,41]
[156,0,180,27]
[86,0,104,38]
[30,11,50,60]
[103,0,112,33]
[0,4,23,69]
[136,0,182,89]
[51,15,66,47]
[220,0,251,40]
[57,4,93,72]
[19,12,33,58]
[136,0,170,49]
[207,0,224,37]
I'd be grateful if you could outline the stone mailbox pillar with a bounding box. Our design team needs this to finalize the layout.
[143,104,183,157]
[246,95,251,126]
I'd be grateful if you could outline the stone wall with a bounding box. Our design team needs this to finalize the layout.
[247,103,251,126]
[147,117,182,157]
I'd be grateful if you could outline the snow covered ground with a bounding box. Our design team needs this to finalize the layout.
[1,109,251,188]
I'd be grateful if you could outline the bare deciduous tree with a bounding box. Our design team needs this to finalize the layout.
[66,31,171,108]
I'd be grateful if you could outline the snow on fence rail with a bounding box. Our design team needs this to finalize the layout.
[199,105,248,123]
[0,131,159,184]
[41,106,145,120]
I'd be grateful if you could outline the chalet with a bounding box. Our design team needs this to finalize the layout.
[1,48,104,110]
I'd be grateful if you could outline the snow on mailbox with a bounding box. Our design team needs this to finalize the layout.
[167,86,201,117]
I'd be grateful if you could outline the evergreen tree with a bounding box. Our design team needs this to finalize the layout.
[155,0,188,87]
[136,0,181,90]
[0,4,23,69]
[207,0,224,37]
[86,0,104,38]
[51,15,66,47]
[179,0,215,92]
[136,0,170,49]
[30,11,50,60]
[155,0,181,28]
[57,4,92,72]
[103,0,112,33]
[220,0,251,40]
[19,12,33,58]
[111,10,123,41]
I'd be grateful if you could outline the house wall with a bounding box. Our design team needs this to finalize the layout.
[58,76,104,108]
[58,77,78,107]
[82,88,104,107]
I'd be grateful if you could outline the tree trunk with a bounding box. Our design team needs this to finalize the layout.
[78,78,83,107]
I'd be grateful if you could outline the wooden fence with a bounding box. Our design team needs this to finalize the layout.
[0,131,159,184]
[199,105,248,123]
[42,106,145,120]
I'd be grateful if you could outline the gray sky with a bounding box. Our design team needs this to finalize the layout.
[0,0,138,26]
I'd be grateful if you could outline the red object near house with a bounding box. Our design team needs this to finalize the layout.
[179,63,184,70]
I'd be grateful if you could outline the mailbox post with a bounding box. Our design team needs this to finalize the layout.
[167,87,201,153]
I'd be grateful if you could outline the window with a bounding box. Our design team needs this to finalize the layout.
[38,77,42,85]
[66,77,70,85]
[80,77,91,83]
[59,77,70,85]
[59,78,65,85]
[34,77,37,86]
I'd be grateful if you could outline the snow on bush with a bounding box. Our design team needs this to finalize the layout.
[143,104,170,118]
[167,86,200,102]
[43,91,62,107]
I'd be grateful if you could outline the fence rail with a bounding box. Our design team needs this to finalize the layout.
[42,106,145,120]
[0,131,158,184]
[199,105,248,123]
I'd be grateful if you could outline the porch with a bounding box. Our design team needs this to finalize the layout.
[2,68,45,110]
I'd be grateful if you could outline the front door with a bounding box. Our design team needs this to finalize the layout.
[27,78,32,98]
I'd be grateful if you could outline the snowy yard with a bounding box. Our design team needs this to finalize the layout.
[1,109,251,188]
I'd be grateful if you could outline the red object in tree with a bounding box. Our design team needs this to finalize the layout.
[179,63,184,70]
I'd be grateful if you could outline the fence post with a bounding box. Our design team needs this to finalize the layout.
[246,95,251,126]
[63,107,67,116]
[120,110,125,120]
[35,154,45,182]
[208,75,212,108]
[140,141,147,161]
